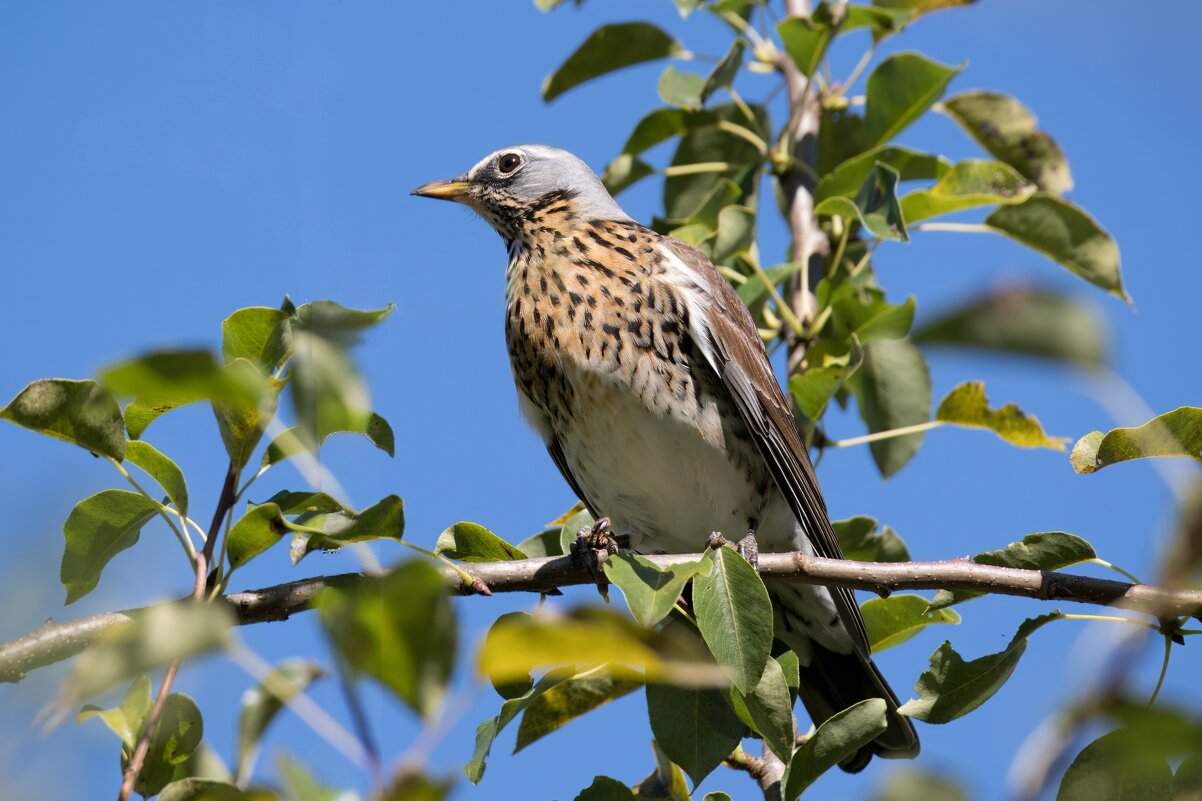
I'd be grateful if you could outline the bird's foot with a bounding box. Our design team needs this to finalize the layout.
[572,516,618,601]
[705,530,759,570]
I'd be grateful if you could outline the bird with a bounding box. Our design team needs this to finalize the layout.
[413,144,918,770]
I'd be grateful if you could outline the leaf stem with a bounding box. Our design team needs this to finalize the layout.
[839,45,876,95]
[662,161,731,177]
[1085,558,1143,586]
[1058,613,1161,631]
[748,258,805,338]
[914,222,993,234]
[1148,634,1172,707]
[827,420,945,448]
[107,457,195,563]
[398,541,491,595]
[716,120,770,157]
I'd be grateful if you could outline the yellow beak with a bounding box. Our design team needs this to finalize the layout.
[411,178,472,201]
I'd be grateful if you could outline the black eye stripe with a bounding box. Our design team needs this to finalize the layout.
[498,153,522,174]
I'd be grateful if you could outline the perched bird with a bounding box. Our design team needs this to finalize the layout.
[413,145,918,770]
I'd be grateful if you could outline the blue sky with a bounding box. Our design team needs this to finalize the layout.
[2,1,1201,799]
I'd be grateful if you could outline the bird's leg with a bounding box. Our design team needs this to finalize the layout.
[571,516,619,600]
[737,518,760,571]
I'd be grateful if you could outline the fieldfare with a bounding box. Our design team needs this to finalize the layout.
[414,145,919,770]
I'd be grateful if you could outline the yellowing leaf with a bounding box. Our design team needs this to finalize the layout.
[936,381,1065,449]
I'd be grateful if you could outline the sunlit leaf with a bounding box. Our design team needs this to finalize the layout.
[789,337,865,420]
[125,440,190,520]
[61,490,161,604]
[2,379,125,459]
[942,90,1072,195]
[986,194,1128,301]
[833,516,911,563]
[930,532,1096,610]
[289,494,405,564]
[703,40,744,103]
[213,362,283,470]
[646,682,745,786]
[130,693,205,797]
[516,667,641,752]
[604,552,711,628]
[159,778,276,801]
[543,23,683,102]
[478,607,725,688]
[900,159,1032,223]
[899,613,1058,723]
[781,699,888,800]
[814,163,908,241]
[777,16,835,78]
[936,381,1066,449]
[914,286,1108,370]
[816,146,950,202]
[435,521,526,562]
[1071,408,1202,474]
[602,154,656,196]
[861,594,959,652]
[319,560,455,718]
[77,674,152,748]
[864,53,961,146]
[693,547,773,694]
[664,104,766,222]
[658,66,707,111]
[221,307,289,373]
[261,413,395,467]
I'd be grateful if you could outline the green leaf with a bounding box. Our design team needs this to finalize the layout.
[124,440,190,519]
[900,159,1033,223]
[831,289,916,342]
[602,154,656,196]
[816,146,950,202]
[226,503,294,569]
[664,104,766,222]
[77,674,152,748]
[575,777,637,801]
[899,613,1059,723]
[710,205,756,265]
[703,40,745,103]
[213,361,282,470]
[646,683,745,786]
[557,506,597,555]
[941,90,1072,195]
[622,108,689,155]
[861,594,959,652]
[518,526,568,558]
[435,521,527,562]
[543,23,683,102]
[739,657,796,762]
[465,667,577,783]
[788,337,865,420]
[777,16,835,78]
[736,261,803,307]
[222,307,289,372]
[130,693,205,797]
[986,194,1128,300]
[873,770,969,801]
[61,489,161,604]
[604,552,712,628]
[781,699,889,800]
[171,743,232,785]
[62,602,233,704]
[1174,754,1202,798]
[289,494,406,564]
[516,667,641,751]
[864,52,961,146]
[1058,730,1173,801]
[159,779,275,801]
[704,794,733,801]
[319,559,455,718]
[848,338,932,478]
[478,607,725,688]
[658,66,707,112]
[693,547,773,694]
[1071,408,1202,473]
[261,413,395,467]
[833,516,911,562]
[2,378,125,460]
[235,659,324,783]
[633,740,692,801]
[913,286,1108,370]
[930,532,1096,610]
[935,381,1066,450]
[378,772,451,801]
[289,300,394,341]
[872,0,977,18]
[258,490,350,515]
[814,163,908,241]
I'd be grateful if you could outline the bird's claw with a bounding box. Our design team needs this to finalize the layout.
[705,530,759,571]
[572,516,618,600]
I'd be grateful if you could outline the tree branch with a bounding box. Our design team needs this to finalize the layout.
[3,551,1200,685]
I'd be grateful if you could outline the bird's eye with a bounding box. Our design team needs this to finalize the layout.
[498,153,522,174]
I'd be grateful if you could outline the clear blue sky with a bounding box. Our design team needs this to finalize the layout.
[2,2,1200,799]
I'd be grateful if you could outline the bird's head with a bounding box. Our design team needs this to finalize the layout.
[412,145,630,243]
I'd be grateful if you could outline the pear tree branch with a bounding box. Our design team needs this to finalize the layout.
[3,551,1200,684]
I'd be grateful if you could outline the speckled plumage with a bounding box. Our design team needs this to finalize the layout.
[414,145,919,770]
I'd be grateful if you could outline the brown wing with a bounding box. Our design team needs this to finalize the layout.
[662,238,871,655]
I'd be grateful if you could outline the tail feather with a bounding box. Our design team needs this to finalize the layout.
[794,640,920,772]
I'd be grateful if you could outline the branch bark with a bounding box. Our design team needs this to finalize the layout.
[3,551,1200,684]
